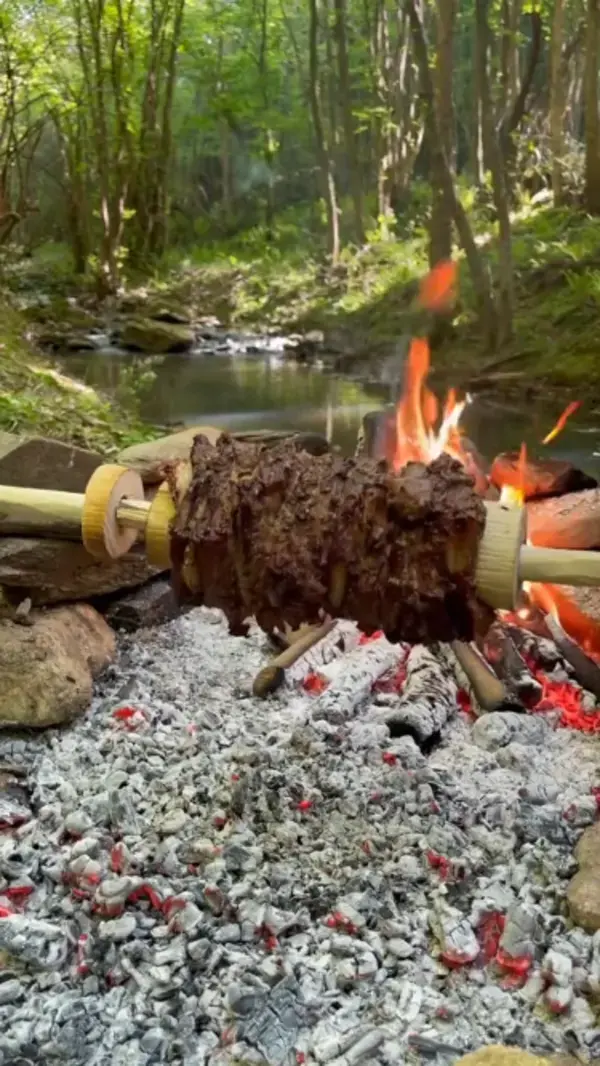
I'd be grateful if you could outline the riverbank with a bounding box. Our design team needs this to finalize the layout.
[0,297,155,453]
[157,204,600,394]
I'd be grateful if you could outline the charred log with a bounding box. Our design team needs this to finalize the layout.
[543,613,600,700]
[383,645,458,747]
[527,489,600,550]
[483,622,543,706]
[491,452,596,501]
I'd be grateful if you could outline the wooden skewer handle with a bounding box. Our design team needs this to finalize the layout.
[450,640,507,711]
[520,544,600,587]
[252,619,336,698]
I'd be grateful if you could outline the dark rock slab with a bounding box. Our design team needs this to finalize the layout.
[104,578,183,632]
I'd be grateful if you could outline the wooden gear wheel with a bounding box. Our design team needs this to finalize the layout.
[81,465,145,560]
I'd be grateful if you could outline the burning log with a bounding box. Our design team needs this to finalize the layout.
[309,636,401,724]
[483,622,543,706]
[491,452,596,501]
[252,620,337,697]
[383,645,459,745]
[543,613,600,701]
[527,489,600,550]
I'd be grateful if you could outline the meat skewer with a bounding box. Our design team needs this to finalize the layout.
[1,433,600,644]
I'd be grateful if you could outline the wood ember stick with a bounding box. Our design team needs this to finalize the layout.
[449,641,523,713]
[483,621,543,705]
[252,620,337,697]
[310,638,401,725]
[284,620,361,688]
[543,613,600,700]
[383,645,458,745]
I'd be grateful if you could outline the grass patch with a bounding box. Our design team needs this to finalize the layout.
[0,296,156,454]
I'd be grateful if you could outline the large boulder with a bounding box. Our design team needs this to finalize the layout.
[0,604,115,728]
[120,318,195,353]
[118,426,331,484]
[0,539,161,605]
[0,434,103,493]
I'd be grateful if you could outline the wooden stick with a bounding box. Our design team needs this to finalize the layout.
[252,619,336,698]
[450,640,516,712]
[520,545,600,587]
[0,486,85,539]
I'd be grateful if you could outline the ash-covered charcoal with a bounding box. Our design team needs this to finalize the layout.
[167,433,488,644]
[284,620,361,689]
[0,913,69,969]
[382,645,459,745]
[484,621,543,705]
[310,637,401,724]
[5,603,600,1063]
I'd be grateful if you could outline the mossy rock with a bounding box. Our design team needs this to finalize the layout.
[120,317,195,354]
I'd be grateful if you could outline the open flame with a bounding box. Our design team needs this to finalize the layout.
[385,261,600,724]
[393,337,469,470]
[390,260,473,472]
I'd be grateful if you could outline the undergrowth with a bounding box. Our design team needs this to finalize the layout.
[0,297,156,453]
[159,200,600,390]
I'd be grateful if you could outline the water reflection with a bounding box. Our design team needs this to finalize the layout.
[56,348,600,476]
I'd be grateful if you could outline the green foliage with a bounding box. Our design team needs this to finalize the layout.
[0,298,156,452]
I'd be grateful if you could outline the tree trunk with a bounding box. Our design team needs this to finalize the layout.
[333,0,364,242]
[308,0,340,261]
[549,0,566,204]
[475,0,514,344]
[584,0,600,213]
[406,0,499,347]
[430,0,456,266]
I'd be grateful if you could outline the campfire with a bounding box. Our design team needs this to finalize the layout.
[256,260,600,742]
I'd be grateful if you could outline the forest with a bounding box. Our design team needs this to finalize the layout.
[1,0,600,430]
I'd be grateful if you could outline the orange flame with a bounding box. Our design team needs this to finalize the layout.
[418,260,458,312]
[542,401,581,446]
[392,337,469,471]
[527,582,600,659]
[499,442,527,508]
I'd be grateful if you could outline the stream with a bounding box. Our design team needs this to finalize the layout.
[57,338,600,476]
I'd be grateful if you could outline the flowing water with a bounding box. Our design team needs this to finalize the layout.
[57,344,600,476]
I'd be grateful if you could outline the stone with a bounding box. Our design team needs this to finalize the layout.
[0,604,115,728]
[104,578,181,631]
[574,822,600,868]
[0,434,103,494]
[491,452,596,500]
[120,318,195,353]
[118,426,330,484]
[567,822,600,931]
[568,871,600,931]
[0,539,160,605]
[456,1050,553,1066]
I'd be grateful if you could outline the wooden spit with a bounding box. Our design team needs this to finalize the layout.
[2,463,600,612]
